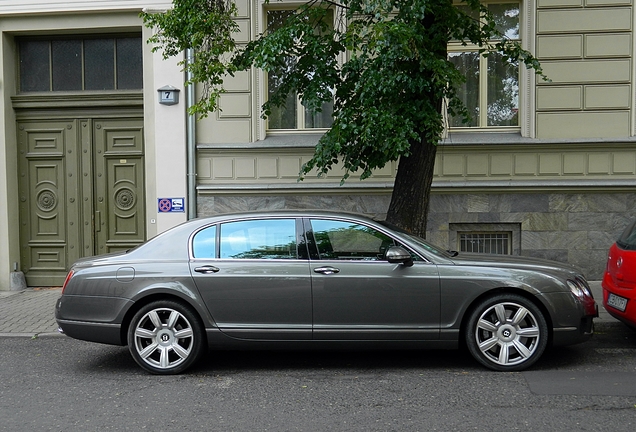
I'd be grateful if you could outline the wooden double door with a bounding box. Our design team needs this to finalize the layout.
[18,117,146,286]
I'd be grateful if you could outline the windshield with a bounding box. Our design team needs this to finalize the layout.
[618,219,636,250]
[377,221,455,259]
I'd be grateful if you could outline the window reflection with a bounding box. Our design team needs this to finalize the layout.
[220,219,297,259]
[192,225,217,258]
[310,219,394,261]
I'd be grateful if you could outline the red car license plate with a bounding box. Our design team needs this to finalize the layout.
[607,293,628,312]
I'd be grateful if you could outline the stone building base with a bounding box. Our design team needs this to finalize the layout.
[197,190,634,279]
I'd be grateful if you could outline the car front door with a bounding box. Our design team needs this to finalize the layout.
[306,218,441,340]
[189,218,312,340]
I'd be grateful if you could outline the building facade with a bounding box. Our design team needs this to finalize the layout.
[1,0,635,290]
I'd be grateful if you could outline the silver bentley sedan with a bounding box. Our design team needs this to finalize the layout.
[56,211,598,374]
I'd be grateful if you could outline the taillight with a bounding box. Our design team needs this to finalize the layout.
[61,270,74,294]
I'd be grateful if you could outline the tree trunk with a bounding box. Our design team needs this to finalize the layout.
[384,6,447,239]
[385,137,438,238]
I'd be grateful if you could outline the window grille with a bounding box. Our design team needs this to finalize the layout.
[18,35,142,92]
[459,232,511,255]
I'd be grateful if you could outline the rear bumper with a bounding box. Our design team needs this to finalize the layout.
[56,319,124,345]
[602,274,636,327]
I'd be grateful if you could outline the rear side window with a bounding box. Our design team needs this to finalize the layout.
[618,220,636,250]
[220,219,297,259]
[192,225,217,258]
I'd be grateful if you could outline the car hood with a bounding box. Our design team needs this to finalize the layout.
[450,253,582,277]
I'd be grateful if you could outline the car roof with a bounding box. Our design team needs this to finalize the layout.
[125,210,385,261]
[186,209,380,228]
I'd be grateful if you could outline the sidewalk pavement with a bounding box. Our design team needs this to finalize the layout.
[0,281,619,338]
[0,287,62,337]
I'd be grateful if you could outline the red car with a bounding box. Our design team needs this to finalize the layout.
[603,220,636,328]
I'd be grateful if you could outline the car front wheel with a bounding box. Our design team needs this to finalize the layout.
[128,300,205,374]
[466,294,548,371]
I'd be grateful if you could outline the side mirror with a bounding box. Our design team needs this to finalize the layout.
[385,246,414,267]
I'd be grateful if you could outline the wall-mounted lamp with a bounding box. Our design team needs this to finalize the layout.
[157,85,180,105]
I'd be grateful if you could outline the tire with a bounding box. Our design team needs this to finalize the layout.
[128,300,206,375]
[465,294,548,372]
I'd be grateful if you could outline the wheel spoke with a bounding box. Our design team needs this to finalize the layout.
[516,326,540,338]
[511,307,529,326]
[172,343,190,360]
[174,327,193,339]
[167,311,179,330]
[135,327,156,339]
[479,336,500,352]
[494,304,507,324]
[477,318,497,333]
[159,346,170,368]
[512,339,532,358]
[148,311,163,330]
[498,342,510,364]
[139,342,159,359]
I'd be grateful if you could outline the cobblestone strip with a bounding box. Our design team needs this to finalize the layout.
[0,288,61,335]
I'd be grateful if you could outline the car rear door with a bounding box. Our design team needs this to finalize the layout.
[189,218,312,340]
[305,218,441,340]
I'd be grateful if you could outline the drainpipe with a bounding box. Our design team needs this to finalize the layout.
[186,48,197,220]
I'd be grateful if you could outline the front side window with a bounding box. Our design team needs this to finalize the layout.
[266,8,334,131]
[449,2,520,128]
[18,35,142,92]
[219,219,297,259]
[309,219,394,261]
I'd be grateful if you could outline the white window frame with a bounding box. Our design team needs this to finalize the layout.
[447,0,535,136]
[254,0,536,139]
[255,0,344,139]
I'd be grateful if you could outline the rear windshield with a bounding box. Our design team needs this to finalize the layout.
[617,220,636,250]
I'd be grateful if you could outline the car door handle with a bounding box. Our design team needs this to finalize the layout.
[314,266,340,275]
[194,265,220,274]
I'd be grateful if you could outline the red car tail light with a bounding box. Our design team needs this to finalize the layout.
[61,270,74,294]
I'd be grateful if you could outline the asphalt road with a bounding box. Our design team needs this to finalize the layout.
[1,321,635,432]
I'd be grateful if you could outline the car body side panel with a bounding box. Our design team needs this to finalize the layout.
[56,260,217,340]
[437,265,588,332]
[311,260,441,340]
[189,259,313,340]
[437,265,537,332]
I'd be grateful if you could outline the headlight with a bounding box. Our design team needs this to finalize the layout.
[567,278,592,298]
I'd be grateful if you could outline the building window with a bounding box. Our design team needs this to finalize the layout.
[459,232,511,254]
[450,223,520,255]
[18,35,142,92]
[448,2,520,128]
[266,8,334,131]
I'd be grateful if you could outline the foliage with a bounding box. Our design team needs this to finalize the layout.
[141,0,239,117]
[142,0,544,234]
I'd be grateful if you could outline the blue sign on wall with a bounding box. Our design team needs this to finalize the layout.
[158,198,185,213]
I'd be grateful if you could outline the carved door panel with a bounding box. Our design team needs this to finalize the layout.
[92,119,145,255]
[18,118,145,286]
[18,120,81,286]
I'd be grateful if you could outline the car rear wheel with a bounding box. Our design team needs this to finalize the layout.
[466,294,548,371]
[128,300,205,374]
